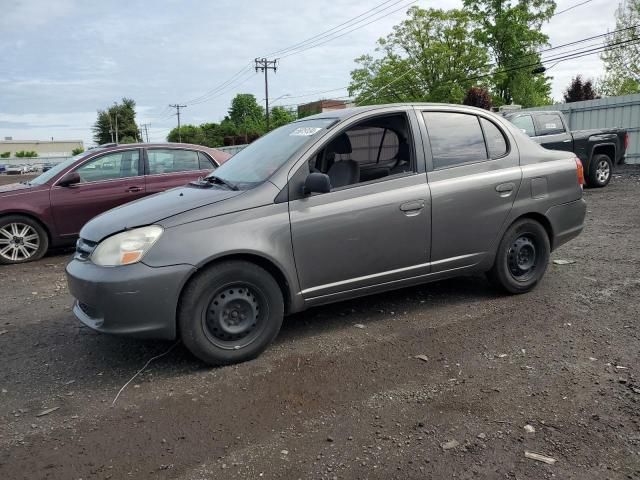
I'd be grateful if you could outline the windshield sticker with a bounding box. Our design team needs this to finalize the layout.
[545,123,557,129]
[290,127,323,136]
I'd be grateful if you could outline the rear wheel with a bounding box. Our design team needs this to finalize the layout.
[0,215,48,265]
[587,154,612,188]
[178,261,284,365]
[487,219,550,294]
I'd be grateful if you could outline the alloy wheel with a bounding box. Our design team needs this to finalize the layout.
[0,223,40,262]
[596,159,610,184]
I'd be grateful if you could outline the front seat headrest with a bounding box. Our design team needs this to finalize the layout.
[397,142,410,160]
[326,133,352,155]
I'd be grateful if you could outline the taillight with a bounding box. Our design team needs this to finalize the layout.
[575,157,584,186]
[624,132,629,150]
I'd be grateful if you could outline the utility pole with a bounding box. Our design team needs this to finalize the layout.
[169,104,186,142]
[113,102,119,144]
[140,123,150,143]
[108,113,114,143]
[254,58,278,131]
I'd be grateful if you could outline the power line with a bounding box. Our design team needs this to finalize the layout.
[267,0,412,58]
[554,0,594,16]
[182,63,254,105]
[279,1,418,60]
[188,69,258,106]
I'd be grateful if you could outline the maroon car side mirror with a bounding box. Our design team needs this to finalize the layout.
[58,171,81,187]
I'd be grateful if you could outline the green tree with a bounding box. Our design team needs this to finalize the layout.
[167,124,205,144]
[200,123,225,147]
[92,98,140,144]
[599,0,640,96]
[0,152,10,158]
[228,94,266,140]
[349,7,490,104]
[269,106,296,128]
[463,0,555,107]
[71,147,84,155]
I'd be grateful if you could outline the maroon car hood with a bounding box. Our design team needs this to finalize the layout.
[0,182,33,193]
[0,182,48,196]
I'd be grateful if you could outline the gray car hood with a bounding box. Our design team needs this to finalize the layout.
[80,185,244,242]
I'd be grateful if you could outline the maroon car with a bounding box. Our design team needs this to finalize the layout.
[0,143,231,265]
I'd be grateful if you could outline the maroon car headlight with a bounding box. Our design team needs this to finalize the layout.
[91,225,163,267]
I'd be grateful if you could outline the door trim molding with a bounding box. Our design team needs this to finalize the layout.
[300,253,477,296]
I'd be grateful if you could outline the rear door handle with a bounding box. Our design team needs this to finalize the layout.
[126,186,142,193]
[495,183,515,197]
[400,200,425,213]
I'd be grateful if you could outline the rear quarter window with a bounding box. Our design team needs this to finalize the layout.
[480,118,509,159]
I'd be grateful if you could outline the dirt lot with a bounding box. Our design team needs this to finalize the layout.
[1,169,639,480]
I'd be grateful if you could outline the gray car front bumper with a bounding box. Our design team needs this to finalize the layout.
[66,260,195,339]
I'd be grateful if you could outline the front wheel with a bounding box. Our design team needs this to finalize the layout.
[587,154,612,188]
[178,261,284,365]
[0,215,49,265]
[487,219,550,294]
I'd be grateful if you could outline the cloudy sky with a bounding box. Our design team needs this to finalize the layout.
[0,0,620,146]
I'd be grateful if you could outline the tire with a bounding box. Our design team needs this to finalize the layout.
[487,218,550,294]
[178,261,284,366]
[586,154,612,188]
[0,215,49,265]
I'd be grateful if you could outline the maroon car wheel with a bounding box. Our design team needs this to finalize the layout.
[0,215,49,265]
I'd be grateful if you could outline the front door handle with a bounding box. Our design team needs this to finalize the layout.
[126,186,142,193]
[400,200,425,212]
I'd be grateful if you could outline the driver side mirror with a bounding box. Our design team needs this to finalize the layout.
[58,171,81,187]
[302,172,331,195]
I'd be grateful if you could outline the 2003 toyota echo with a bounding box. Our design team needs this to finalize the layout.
[66,104,587,365]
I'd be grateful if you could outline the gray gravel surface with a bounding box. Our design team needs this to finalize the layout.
[0,168,639,479]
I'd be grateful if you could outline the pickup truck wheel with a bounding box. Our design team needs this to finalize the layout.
[179,261,284,366]
[487,219,550,294]
[0,215,49,265]
[587,154,612,188]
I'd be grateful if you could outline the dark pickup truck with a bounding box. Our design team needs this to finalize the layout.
[504,110,628,188]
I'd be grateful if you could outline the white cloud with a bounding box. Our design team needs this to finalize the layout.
[0,0,622,145]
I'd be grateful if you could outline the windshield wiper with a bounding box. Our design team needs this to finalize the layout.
[206,175,239,191]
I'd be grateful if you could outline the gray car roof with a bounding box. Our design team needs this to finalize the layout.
[298,102,509,121]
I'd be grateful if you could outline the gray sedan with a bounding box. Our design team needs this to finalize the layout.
[66,103,586,365]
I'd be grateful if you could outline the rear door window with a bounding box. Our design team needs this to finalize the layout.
[147,149,200,174]
[422,112,488,169]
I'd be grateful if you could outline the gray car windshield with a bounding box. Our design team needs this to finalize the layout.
[29,151,96,185]
[207,119,336,187]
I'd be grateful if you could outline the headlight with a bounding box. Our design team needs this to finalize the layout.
[91,225,163,267]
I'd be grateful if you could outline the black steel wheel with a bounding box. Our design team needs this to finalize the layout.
[179,261,284,365]
[203,283,267,349]
[487,218,550,294]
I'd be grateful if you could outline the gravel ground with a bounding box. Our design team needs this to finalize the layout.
[0,169,639,480]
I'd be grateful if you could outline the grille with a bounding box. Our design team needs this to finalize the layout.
[75,238,97,261]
